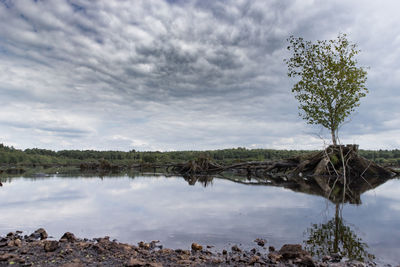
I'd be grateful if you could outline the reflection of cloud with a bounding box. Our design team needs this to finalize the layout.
[1,175,399,265]
[364,179,400,201]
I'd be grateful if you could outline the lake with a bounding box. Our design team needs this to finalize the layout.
[0,173,399,265]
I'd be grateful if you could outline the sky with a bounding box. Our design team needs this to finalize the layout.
[0,0,399,151]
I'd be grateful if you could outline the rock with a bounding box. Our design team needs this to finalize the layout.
[322,255,331,262]
[222,249,227,255]
[331,252,342,262]
[191,242,203,251]
[268,252,282,262]
[279,244,308,259]
[31,228,48,240]
[125,258,157,267]
[231,245,242,253]
[7,232,14,237]
[60,264,85,267]
[254,238,266,247]
[44,240,59,252]
[295,255,316,267]
[138,241,151,249]
[6,239,22,248]
[174,249,190,255]
[269,246,275,252]
[0,253,14,261]
[60,232,76,242]
[249,255,260,265]
[14,239,22,247]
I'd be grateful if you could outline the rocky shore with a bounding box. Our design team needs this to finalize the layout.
[0,229,379,266]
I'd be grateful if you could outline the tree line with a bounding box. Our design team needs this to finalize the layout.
[0,144,399,167]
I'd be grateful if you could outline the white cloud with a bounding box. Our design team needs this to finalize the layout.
[0,0,399,150]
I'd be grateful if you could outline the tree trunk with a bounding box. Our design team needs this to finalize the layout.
[331,128,337,145]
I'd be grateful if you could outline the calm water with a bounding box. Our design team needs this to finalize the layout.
[0,174,399,265]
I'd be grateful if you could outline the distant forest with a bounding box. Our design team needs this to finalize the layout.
[1,143,399,167]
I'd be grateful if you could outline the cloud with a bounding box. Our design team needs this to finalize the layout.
[0,0,399,150]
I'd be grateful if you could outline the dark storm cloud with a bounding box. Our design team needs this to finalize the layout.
[0,0,399,150]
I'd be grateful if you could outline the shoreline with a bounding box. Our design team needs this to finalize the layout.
[0,229,378,267]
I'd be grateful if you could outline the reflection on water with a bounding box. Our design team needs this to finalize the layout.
[304,203,374,261]
[0,173,399,265]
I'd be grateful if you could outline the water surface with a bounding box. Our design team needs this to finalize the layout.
[0,174,399,265]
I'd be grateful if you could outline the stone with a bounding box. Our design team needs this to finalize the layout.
[60,264,85,267]
[269,246,275,252]
[268,252,282,262]
[254,238,266,247]
[32,228,48,240]
[279,244,307,259]
[295,255,316,267]
[222,249,227,255]
[14,239,22,247]
[231,245,242,253]
[44,240,59,252]
[125,258,147,266]
[191,242,202,251]
[331,253,342,262]
[60,232,76,242]
[0,253,14,261]
[249,255,260,265]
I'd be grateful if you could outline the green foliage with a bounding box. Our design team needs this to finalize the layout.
[285,34,368,144]
[0,144,399,168]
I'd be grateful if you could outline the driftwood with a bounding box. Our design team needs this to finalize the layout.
[168,156,224,175]
[168,145,396,179]
[167,145,397,204]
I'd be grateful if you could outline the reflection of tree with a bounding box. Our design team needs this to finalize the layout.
[304,204,374,261]
[182,174,214,187]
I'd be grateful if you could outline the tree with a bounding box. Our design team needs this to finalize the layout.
[285,34,368,145]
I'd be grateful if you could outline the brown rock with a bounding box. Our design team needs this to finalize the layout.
[191,242,203,251]
[125,258,147,266]
[211,258,223,264]
[231,245,242,253]
[14,239,22,247]
[0,253,14,261]
[249,255,260,265]
[279,244,307,259]
[44,240,59,252]
[174,249,190,255]
[268,252,282,262]
[60,232,76,242]
[138,241,151,249]
[254,238,266,247]
[33,228,48,240]
[60,264,85,267]
[295,255,316,267]
[60,259,84,267]
[7,239,22,248]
